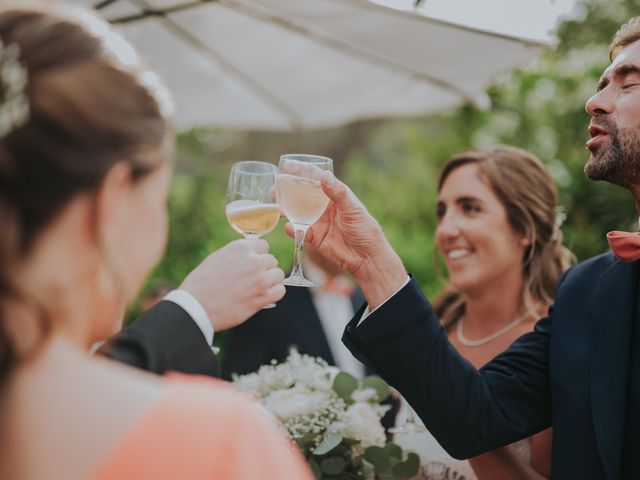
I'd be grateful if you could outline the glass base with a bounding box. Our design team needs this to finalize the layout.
[388,423,427,434]
[283,275,317,288]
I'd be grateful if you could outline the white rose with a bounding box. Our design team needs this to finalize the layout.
[312,366,340,391]
[351,388,378,403]
[343,402,386,447]
[233,372,262,396]
[264,387,332,419]
[325,419,348,436]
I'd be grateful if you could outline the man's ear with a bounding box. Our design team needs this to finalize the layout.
[94,162,133,242]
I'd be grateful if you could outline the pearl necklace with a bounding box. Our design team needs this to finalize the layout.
[456,313,531,347]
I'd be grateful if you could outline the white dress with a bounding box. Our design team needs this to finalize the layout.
[393,404,532,480]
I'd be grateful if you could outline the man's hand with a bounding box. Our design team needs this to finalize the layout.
[179,239,285,331]
[286,172,407,309]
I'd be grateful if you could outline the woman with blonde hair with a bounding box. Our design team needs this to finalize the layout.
[0,5,310,479]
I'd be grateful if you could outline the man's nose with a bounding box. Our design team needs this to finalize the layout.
[585,88,614,117]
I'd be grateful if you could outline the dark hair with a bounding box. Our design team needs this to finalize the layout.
[609,16,640,60]
[433,146,574,328]
[0,6,170,379]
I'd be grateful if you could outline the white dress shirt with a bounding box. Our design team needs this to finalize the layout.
[304,259,366,379]
[163,289,219,353]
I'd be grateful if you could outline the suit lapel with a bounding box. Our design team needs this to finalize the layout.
[589,259,636,479]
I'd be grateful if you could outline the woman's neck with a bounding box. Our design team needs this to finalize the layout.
[460,271,529,338]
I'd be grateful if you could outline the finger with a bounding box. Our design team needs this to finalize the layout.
[260,253,278,270]
[302,226,315,245]
[321,171,353,209]
[283,222,295,238]
[263,282,286,304]
[243,238,269,253]
[264,266,285,286]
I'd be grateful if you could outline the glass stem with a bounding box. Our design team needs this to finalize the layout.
[290,225,308,278]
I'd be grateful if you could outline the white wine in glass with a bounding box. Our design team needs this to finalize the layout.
[226,161,280,308]
[227,200,281,239]
[276,154,333,287]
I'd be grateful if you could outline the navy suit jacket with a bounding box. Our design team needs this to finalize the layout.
[222,286,365,379]
[343,252,638,479]
[102,300,219,377]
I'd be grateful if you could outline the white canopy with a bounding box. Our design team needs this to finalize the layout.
[79,0,548,131]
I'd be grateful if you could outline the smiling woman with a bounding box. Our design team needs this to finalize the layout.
[393,146,575,480]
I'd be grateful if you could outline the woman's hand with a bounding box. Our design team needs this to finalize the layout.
[285,172,407,309]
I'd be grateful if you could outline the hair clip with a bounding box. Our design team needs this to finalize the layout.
[554,206,567,230]
[0,41,29,139]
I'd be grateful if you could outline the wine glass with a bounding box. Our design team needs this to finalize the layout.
[388,396,427,434]
[226,160,281,308]
[276,154,333,287]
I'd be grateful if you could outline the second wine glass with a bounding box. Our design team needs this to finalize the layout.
[276,154,333,287]
[226,160,280,307]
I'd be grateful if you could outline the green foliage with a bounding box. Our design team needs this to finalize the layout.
[362,444,420,479]
[314,433,344,455]
[306,435,418,479]
[361,376,391,402]
[333,372,359,401]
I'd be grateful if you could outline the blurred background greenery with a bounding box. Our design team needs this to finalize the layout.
[130,0,640,335]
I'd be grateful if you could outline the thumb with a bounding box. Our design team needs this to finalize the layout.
[321,171,353,209]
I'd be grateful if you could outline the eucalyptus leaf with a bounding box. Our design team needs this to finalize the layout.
[298,432,317,448]
[309,458,322,480]
[342,437,360,446]
[361,458,375,478]
[392,452,420,478]
[361,376,390,402]
[320,456,347,475]
[383,442,402,460]
[333,372,358,401]
[313,433,343,455]
[364,446,390,472]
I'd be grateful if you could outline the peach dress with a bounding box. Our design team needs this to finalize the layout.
[91,375,312,480]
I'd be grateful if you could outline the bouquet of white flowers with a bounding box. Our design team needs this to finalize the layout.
[233,350,419,480]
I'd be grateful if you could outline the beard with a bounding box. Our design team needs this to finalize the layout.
[584,118,640,188]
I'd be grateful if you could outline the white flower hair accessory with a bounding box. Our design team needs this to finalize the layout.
[552,205,567,241]
[555,206,567,230]
[0,40,29,139]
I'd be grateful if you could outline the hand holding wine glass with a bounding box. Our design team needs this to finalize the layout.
[227,161,282,308]
[286,170,407,309]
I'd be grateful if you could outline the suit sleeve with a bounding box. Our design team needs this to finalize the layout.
[101,300,220,377]
[342,276,554,459]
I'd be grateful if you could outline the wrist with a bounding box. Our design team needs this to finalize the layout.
[163,289,215,345]
[353,247,407,310]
